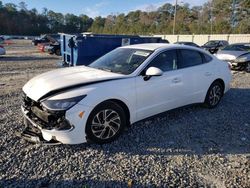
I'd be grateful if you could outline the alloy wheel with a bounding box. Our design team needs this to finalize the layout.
[209,85,222,106]
[91,109,121,140]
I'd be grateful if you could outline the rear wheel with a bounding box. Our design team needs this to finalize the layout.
[86,101,126,144]
[204,82,223,108]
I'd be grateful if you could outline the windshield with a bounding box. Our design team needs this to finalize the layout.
[88,48,152,75]
[204,41,219,46]
[177,42,198,47]
[222,44,250,51]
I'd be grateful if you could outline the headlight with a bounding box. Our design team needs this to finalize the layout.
[41,95,86,111]
[236,56,248,63]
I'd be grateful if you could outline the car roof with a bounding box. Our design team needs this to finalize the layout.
[175,41,194,44]
[228,43,250,45]
[121,43,183,51]
[209,40,227,42]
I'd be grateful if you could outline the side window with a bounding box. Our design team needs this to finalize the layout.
[147,50,177,72]
[178,49,203,69]
[202,53,213,63]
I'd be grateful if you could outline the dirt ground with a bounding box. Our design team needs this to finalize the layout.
[0,40,249,187]
[0,40,59,96]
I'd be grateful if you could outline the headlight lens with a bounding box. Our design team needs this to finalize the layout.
[41,95,86,111]
[236,56,248,63]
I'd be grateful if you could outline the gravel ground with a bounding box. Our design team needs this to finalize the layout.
[0,40,250,188]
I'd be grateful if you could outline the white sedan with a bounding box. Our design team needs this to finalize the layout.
[21,44,232,144]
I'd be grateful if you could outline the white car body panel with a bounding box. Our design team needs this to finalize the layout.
[135,70,185,120]
[183,60,217,103]
[23,66,125,101]
[21,44,232,144]
[41,104,92,144]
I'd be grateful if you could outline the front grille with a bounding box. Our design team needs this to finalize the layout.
[22,92,71,130]
[22,92,32,108]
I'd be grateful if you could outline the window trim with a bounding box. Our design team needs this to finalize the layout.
[177,49,206,69]
[139,49,178,75]
[201,52,213,63]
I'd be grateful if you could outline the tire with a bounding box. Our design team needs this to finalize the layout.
[86,101,126,144]
[204,81,224,109]
[55,49,61,56]
[246,62,250,73]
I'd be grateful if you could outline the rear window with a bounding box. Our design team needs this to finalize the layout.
[178,49,203,68]
[203,53,213,63]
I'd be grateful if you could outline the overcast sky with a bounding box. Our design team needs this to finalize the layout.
[2,0,207,18]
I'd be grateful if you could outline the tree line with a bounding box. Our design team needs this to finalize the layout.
[0,0,249,36]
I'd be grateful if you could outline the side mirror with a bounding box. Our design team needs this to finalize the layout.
[144,67,163,81]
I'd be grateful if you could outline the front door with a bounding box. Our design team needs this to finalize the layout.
[135,50,187,121]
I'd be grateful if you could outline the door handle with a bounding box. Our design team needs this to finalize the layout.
[205,72,212,76]
[172,78,181,83]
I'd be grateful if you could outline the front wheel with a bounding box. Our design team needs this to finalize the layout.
[86,101,126,144]
[204,82,223,108]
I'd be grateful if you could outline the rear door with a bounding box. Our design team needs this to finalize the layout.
[177,49,215,104]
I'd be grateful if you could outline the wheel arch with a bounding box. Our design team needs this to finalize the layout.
[212,78,225,94]
[107,99,131,125]
[86,98,131,128]
[203,78,225,108]
[84,98,131,143]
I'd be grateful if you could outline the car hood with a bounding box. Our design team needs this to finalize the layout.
[215,50,249,60]
[23,66,125,101]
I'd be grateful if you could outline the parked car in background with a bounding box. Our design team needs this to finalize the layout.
[0,36,14,45]
[202,40,229,54]
[174,41,200,48]
[37,43,48,52]
[32,34,60,46]
[37,35,61,55]
[45,43,61,56]
[32,35,49,46]
[0,36,4,44]
[20,43,232,145]
[215,43,250,72]
[0,45,6,55]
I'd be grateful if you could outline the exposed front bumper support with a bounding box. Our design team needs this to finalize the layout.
[20,104,88,144]
[19,106,61,145]
[16,123,61,145]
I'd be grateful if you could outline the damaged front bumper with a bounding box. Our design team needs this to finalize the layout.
[16,118,61,145]
[19,92,90,144]
[19,106,74,145]
[227,60,248,70]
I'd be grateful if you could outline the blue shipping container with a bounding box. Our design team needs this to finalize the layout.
[60,33,168,66]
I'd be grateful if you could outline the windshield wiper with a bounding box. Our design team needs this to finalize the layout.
[97,67,113,72]
[94,67,124,74]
